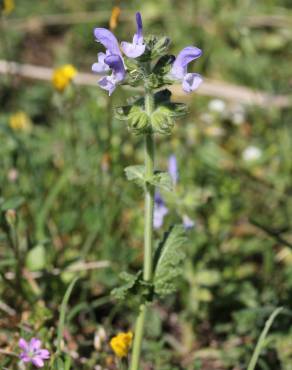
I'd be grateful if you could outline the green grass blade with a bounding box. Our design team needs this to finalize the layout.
[56,277,79,355]
[36,168,72,241]
[247,307,283,370]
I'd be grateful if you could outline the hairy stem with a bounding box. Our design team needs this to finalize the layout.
[143,133,155,281]
[130,91,155,370]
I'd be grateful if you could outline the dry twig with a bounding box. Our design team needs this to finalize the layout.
[0,60,290,108]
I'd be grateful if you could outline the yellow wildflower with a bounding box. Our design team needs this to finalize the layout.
[2,0,14,14]
[110,331,133,358]
[9,112,32,132]
[109,6,121,31]
[52,64,77,92]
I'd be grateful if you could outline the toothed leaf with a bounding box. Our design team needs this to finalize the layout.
[153,225,187,297]
[124,165,145,187]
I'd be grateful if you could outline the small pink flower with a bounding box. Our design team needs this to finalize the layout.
[19,338,50,368]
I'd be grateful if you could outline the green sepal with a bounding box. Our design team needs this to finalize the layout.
[150,104,188,135]
[124,57,138,71]
[111,271,153,303]
[148,35,171,59]
[150,106,175,134]
[147,55,176,89]
[138,35,171,62]
[123,58,145,87]
[153,225,187,297]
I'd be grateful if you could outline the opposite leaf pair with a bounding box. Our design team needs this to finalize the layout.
[112,225,187,303]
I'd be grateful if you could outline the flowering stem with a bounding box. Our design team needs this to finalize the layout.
[130,91,155,370]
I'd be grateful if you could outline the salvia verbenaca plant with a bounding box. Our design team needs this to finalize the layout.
[92,12,202,369]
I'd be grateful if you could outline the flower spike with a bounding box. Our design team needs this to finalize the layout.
[121,12,146,58]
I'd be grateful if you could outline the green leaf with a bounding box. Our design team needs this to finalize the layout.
[112,271,153,302]
[195,269,221,287]
[125,167,173,192]
[53,357,65,370]
[153,225,187,297]
[124,165,145,187]
[151,171,173,192]
[0,196,25,211]
[56,277,79,355]
[111,271,141,301]
[247,307,283,370]
[26,244,46,271]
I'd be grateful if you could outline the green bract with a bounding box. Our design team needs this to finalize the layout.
[115,89,188,135]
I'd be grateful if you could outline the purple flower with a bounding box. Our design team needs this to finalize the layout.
[92,28,126,95]
[182,214,195,230]
[121,12,146,58]
[19,338,50,368]
[168,155,178,186]
[92,52,110,74]
[154,192,168,229]
[94,28,122,57]
[170,46,203,93]
[97,54,126,96]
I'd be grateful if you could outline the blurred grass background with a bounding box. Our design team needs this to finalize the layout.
[0,0,292,369]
